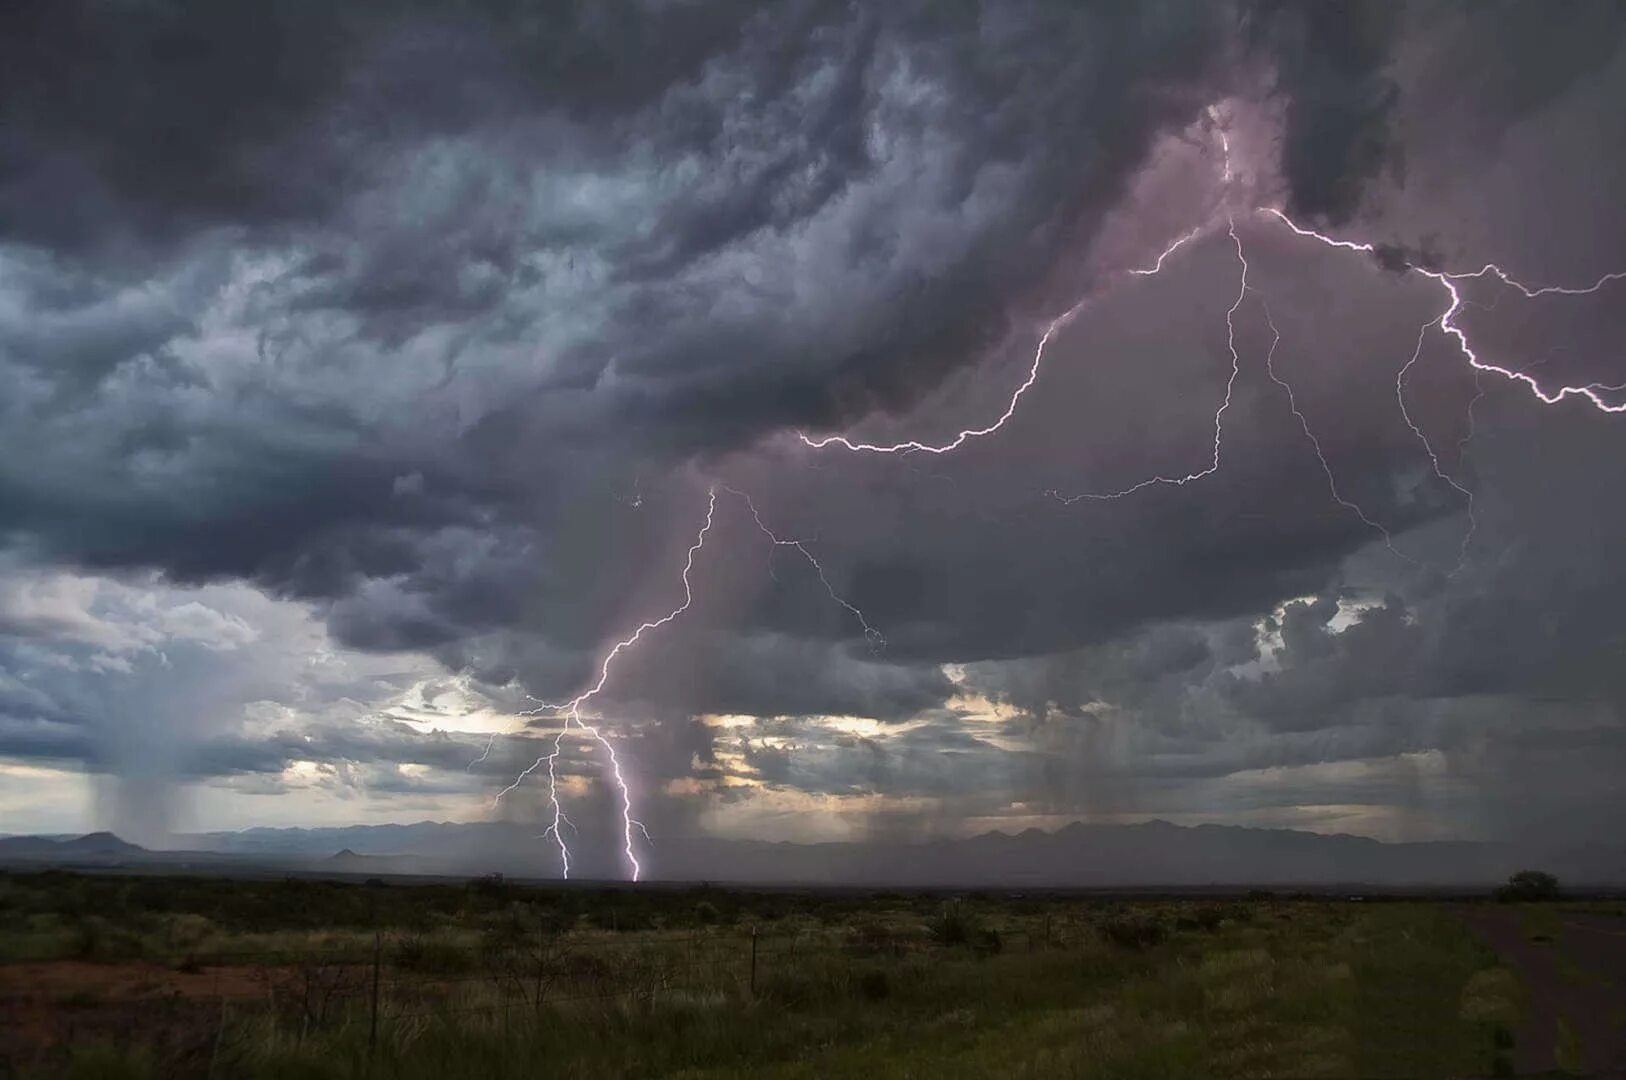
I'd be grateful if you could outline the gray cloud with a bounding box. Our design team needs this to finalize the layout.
[2,2,1624,853]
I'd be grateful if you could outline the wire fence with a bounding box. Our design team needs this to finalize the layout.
[16,919,1061,1037]
[10,920,1049,1065]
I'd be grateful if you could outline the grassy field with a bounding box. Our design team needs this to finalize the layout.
[0,871,1526,1078]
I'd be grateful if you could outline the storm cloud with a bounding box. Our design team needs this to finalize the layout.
[2,1,1624,861]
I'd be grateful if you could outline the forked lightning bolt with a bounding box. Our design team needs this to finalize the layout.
[494,487,720,881]
[1048,218,1246,504]
[1257,297,1413,563]
[720,485,885,647]
[1261,208,1626,414]
[1395,323,1477,573]
[796,227,1214,456]
[487,484,882,880]
[487,108,1622,882]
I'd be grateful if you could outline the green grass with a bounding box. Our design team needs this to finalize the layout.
[3,873,1515,1079]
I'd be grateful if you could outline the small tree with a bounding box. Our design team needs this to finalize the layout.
[1496,869,1560,902]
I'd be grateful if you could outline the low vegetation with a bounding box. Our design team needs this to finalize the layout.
[0,871,1532,1077]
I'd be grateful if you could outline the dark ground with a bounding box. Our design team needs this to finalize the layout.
[1461,906,1626,1075]
[3,869,1622,1077]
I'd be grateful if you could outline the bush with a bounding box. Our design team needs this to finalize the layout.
[1495,870,1560,903]
[928,901,982,947]
[1176,906,1227,932]
[393,935,475,975]
[694,900,720,926]
[70,915,145,960]
[1098,911,1167,950]
[855,969,890,1001]
[467,873,510,900]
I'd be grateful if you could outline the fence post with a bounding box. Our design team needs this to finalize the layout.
[207,978,225,1080]
[369,931,382,1057]
[535,910,547,1016]
[749,926,758,998]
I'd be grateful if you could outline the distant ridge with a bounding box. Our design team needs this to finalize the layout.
[4,821,1621,888]
[0,831,148,860]
[156,818,1626,888]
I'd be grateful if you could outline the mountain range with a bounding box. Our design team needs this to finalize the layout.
[4,820,1622,890]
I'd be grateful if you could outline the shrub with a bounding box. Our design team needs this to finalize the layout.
[393,935,475,975]
[845,921,899,956]
[468,873,510,900]
[1098,911,1167,950]
[694,900,720,926]
[855,969,891,1001]
[1176,906,1227,932]
[929,901,983,947]
[1495,870,1560,902]
[71,915,145,960]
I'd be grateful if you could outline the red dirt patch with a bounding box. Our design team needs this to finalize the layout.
[0,959,287,1071]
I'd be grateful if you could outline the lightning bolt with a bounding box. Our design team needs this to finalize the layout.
[1047,218,1246,504]
[1395,323,1477,574]
[478,107,1620,883]
[1260,208,1626,414]
[719,485,885,648]
[797,228,1215,457]
[1258,207,1626,569]
[1257,296,1414,563]
[1127,225,1206,277]
[1456,368,1486,464]
[485,481,881,881]
[494,486,720,881]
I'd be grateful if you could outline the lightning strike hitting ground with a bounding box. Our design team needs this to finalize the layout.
[490,109,1621,883]
[486,482,882,880]
[494,487,721,881]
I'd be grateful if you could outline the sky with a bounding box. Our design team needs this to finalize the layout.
[2,2,1625,875]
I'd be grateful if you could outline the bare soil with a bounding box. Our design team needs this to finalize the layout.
[1460,907,1626,1076]
[0,960,293,1072]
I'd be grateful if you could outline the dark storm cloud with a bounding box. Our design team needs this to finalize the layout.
[0,0,775,254]
[3,0,1626,852]
[0,0,1258,670]
[1243,0,1406,224]
[3,0,1338,727]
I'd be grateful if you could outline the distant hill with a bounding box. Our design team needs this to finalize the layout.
[5,821,1621,888]
[0,831,148,861]
[153,818,1626,889]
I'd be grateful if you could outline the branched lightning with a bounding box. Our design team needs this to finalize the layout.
[719,485,885,648]
[481,481,882,881]
[1257,297,1414,563]
[1456,368,1486,463]
[1258,206,1626,569]
[479,108,1622,883]
[1395,323,1477,573]
[1260,208,1626,414]
[493,487,720,881]
[1127,225,1205,277]
[1047,218,1246,504]
[796,228,1215,456]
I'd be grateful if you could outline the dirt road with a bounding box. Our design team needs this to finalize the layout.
[1460,906,1626,1075]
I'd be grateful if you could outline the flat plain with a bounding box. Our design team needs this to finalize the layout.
[3,870,1617,1078]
